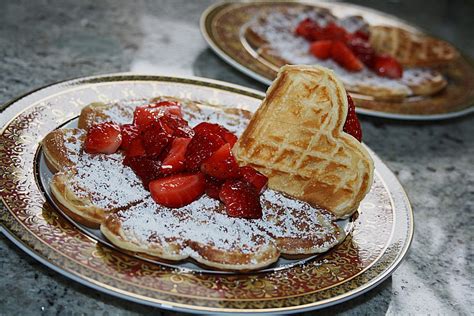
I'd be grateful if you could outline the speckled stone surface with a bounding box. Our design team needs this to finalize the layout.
[0,0,473,315]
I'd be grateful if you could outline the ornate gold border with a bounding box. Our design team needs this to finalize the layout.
[0,74,414,313]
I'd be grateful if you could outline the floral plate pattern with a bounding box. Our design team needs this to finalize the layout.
[0,74,413,314]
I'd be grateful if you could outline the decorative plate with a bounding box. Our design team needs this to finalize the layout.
[0,74,413,314]
[200,1,474,120]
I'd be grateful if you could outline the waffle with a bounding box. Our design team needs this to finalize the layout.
[42,97,345,270]
[233,65,374,219]
[369,25,459,67]
[245,6,449,100]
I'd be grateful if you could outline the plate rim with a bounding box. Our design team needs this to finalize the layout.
[199,0,474,121]
[0,73,414,314]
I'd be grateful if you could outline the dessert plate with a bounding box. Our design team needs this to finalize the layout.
[0,74,413,314]
[200,1,474,120]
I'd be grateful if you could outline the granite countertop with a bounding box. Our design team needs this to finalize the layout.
[0,0,472,315]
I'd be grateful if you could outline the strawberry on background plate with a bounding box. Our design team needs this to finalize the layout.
[331,41,363,72]
[149,173,205,208]
[84,122,122,154]
[372,55,403,79]
[219,179,262,219]
[309,40,333,60]
[343,94,362,142]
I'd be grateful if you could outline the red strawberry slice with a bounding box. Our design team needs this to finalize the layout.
[204,176,224,200]
[347,37,375,67]
[120,124,140,151]
[352,30,370,41]
[219,179,262,219]
[200,143,241,180]
[343,94,362,142]
[126,137,146,157]
[185,130,225,171]
[239,166,268,193]
[372,55,403,79]
[309,40,333,60]
[84,122,122,154]
[149,173,205,208]
[148,100,182,117]
[295,18,322,41]
[133,106,161,128]
[193,122,237,147]
[141,119,174,157]
[160,113,194,138]
[321,22,349,41]
[161,137,191,175]
[331,41,363,72]
[123,155,162,188]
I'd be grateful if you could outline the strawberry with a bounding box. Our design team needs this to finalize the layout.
[200,143,240,180]
[331,41,363,72]
[193,122,237,147]
[133,106,161,128]
[160,113,194,138]
[149,100,183,117]
[161,137,191,175]
[141,119,174,157]
[205,176,224,200]
[352,30,369,41]
[126,137,146,157]
[321,22,348,42]
[120,124,140,151]
[239,166,268,193]
[347,37,375,67]
[372,55,403,79]
[149,173,205,208]
[219,179,262,219]
[185,130,225,171]
[84,122,122,154]
[123,155,162,188]
[343,94,362,142]
[309,40,333,59]
[295,18,322,41]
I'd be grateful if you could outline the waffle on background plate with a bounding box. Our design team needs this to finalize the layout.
[42,76,373,271]
[244,5,458,102]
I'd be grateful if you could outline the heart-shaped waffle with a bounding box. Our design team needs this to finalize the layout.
[42,96,345,271]
[233,65,374,219]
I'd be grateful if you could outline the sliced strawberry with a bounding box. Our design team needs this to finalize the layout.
[185,130,225,171]
[133,106,160,128]
[343,94,362,142]
[126,137,146,157]
[84,122,122,154]
[149,173,205,208]
[321,22,349,41]
[239,166,268,193]
[140,120,174,157]
[219,179,262,219]
[123,156,162,188]
[295,18,322,41]
[200,143,240,180]
[161,137,192,175]
[309,40,333,60]
[120,124,140,151]
[205,176,224,200]
[148,100,182,117]
[372,55,403,79]
[331,41,363,72]
[352,30,369,41]
[193,122,237,147]
[160,113,194,138]
[347,37,375,67]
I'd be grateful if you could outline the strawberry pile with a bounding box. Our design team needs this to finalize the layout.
[295,19,403,78]
[83,101,268,219]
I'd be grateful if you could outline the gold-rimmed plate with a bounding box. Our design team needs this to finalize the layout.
[0,74,413,314]
[200,1,474,120]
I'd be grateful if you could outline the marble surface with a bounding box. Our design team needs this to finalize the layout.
[0,0,473,315]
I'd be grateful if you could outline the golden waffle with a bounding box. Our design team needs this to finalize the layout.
[369,25,459,67]
[245,7,448,100]
[233,65,374,219]
[42,97,346,271]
